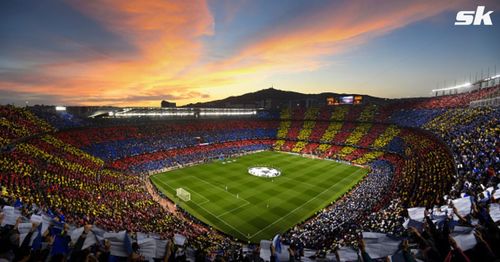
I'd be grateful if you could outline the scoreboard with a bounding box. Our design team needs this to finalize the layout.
[327,95,363,105]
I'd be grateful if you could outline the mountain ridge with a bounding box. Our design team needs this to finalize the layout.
[182,87,386,108]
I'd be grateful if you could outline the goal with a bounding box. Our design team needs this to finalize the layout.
[176,188,191,202]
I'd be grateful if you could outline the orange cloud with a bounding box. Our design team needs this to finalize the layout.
[165,0,467,103]
[14,0,215,106]
[202,1,463,76]
[2,0,470,106]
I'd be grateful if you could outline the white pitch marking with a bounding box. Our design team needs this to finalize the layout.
[249,168,365,239]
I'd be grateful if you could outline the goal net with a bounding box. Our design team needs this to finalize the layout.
[176,188,191,202]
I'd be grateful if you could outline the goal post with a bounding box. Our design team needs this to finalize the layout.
[176,188,191,202]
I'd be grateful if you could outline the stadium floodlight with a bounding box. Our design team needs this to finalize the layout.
[176,188,191,201]
[55,106,66,111]
[431,82,471,93]
[484,74,500,81]
[199,111,256,116]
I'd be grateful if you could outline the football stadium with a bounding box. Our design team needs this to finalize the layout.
[0,1,499,262]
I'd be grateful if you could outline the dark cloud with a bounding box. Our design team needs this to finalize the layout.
[0,67,61,86]
[0,0,137,68]
[0,88,210,106]
[0,89,66,106]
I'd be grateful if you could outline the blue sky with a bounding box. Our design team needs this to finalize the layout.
[0,0,498,106]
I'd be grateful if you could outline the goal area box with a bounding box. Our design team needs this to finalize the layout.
[176,188,191,201]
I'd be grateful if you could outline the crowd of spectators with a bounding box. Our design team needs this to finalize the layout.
[0,132,245,259]
[388,109,445,128]
[110,140,274,174]
[2,185,500,261]
[0,83,498,261]
[389,85,499,110]
[56,121,278,161]
[356,124,385,148]
[284,159,396,250]
[0,105,54,148]
[388,106,499,205]
[29,106,88,130]
[424,107,500,200]
[397,131,455,208]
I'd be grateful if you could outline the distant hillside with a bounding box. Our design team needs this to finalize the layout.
[183,88,387,108]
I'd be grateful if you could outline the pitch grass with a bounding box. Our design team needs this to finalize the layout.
[151,151,367,243]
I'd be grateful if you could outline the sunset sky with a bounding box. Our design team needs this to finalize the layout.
[1,0,499,106]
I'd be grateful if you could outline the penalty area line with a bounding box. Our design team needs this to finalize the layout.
[248,168,365,239]
[188,176,251,205]
[216,202,251,218]
[153,178,210,205]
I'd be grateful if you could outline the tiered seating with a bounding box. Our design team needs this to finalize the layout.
[274,108,292,150]
[321,144,343,158]
[280,140,296,152]
[2,83,500,260]
[343,123,372,145]
[292,121,316,152]
[391,84,499,109]
[330,106,349,121]
[301,142,319,154]
[319,122,343,143]
[316,143,330,154]
[275,120,291,139]
[330,122,355,144]
[423,107,488,133]
[397,132,455,207]
[30,135,104,169]
[110,140,274,173]
[303,107,319,120]
[57,121,278,161]
[343,105,363,121]
[290,107,306,120]
[291,108,320,152]
[285,121,302,139]
[352,150,384,165]
[356,124,387,147]
[0,137,186,236]
[316,106,332,120]
[418,107,499,198]
[30,106,87,130]
[308,121,329,141]
[384,137,404,154]
[343,148,369,162]
[57,126,140,148]
[371,125,400,149]
[357,104,378,122]
[317,122,343,153]
[291,141,307,153]
[313,107,349,153]
[273,139,285,150]
[388,109,445,127]
[335,146,357,159]
[0,105,54,147]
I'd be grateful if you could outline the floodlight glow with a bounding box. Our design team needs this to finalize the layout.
[55,106,66,111]
[485,74,500,81]
[112,108,257,117]
[114,111,195,117]
[199,111,256,116]
[432,82,471,92]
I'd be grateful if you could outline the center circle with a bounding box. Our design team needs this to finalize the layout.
[248,166,281,178]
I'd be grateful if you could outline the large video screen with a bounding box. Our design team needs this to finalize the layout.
[340,96,353,104]
[327,95,363,105]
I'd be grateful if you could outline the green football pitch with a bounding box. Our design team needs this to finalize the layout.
[150,151,367,242]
